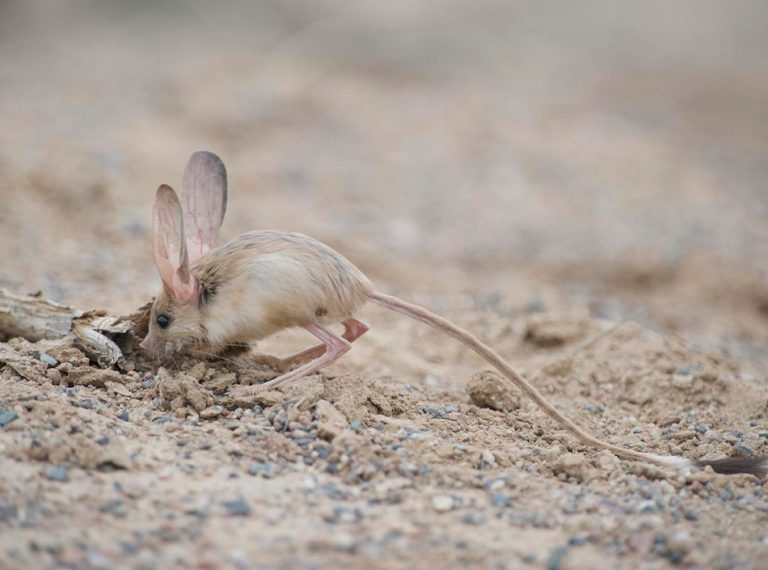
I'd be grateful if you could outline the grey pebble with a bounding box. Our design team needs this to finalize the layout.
[462,512,486,525]
[154,415,175,424]
[0,504,18,522]
[422,406,444,418]
[117,410,129,421]
[582,403,603,414]
[525,295,545,313]
[38,352,58,367]
[734,444,754,456]
[45,466,69,482]
[77,399,94,409]
[349,420,362,432]
[0,410,19,428]
[491,493,511,507]
[546,546,569,570]
[328,507,363,524]
[141,378,156,389]
[248,462,274,478]
[221,498,251,516]
[99,499,127,517]
[121,541,139,555]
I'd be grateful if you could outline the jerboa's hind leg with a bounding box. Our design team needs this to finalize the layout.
[253,319,367,371]
[234,323,353,394]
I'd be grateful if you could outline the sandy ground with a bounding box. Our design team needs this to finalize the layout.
[1,2,768,568]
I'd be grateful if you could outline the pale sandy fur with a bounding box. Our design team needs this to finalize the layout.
[193,231,373,346]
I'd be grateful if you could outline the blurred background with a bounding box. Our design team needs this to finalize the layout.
[1,0,767,369]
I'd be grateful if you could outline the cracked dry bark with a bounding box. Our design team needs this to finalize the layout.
[0,288,148,369]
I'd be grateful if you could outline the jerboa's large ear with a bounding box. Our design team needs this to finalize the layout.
[181,151,228,262]
[153,184,198,304]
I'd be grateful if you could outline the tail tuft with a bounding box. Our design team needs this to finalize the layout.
[696,456,767,478]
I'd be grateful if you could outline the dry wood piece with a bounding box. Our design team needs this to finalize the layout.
[0,288,144,369]
[0,288,81,342]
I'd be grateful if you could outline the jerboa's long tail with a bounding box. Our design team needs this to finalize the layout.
[368,291,767,479]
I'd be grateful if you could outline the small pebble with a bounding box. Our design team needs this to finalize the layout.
[221,498,251,516]
[154,415,175,424]
[45,466,69,482]
[248,462,274,478]
[38,352,58,367]
[491,492,511,507]
[0,410,19,428]
[546,546,569,570]
[422,406,443,418]
[200,406,223,420]
[99,499,127,517]
[0,504,17,521]
[462,512,486,525]
[117,410,129,421]
[349,420,362,432]
[432,495,454,512]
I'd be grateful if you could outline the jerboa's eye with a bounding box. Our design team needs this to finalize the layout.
[156,314,171,329]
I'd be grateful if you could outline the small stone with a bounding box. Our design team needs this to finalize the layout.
[349,420,362,432]
[596,450,620,471]
[248,462,274,478]
[316,400,348,441]
[200,406,224,420]
[38,352,58,367]
[666,529,694,556]
[734,444,754,456]
[432,495,454,512]
[221,498,251,516]
[467,370,520,412]
[154,415,175,424]
[0,504,17,522]
[546,546,569,570]
[671,374,694,390]
[525,295,546,313]
[99,499,127,517]
[0,410,19,428]
[551,453,589,480]
[525,317,585,347]
[683,510,699,521]
[45,466,69,482]
[480,449,497,468]
[105,381,132,397]
[117,410,129,421]
[422,406,443,418]
[67,367,124,388]
[491,492,511,507]
[462,512,486,525]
